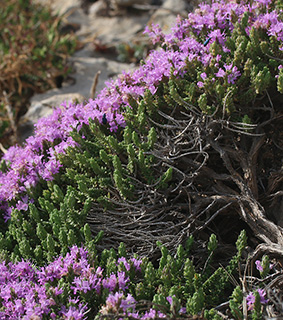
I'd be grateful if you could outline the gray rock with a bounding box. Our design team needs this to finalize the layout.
[34,0,82,15]
[51,0,81,15]
[162,0,187,13]
[113,0,151,7]
[149,8,179,33]
[89,0,108,16]
[149,0,192,33]
[82,14,149,45]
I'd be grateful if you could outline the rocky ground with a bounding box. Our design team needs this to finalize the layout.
[18,0,197,142]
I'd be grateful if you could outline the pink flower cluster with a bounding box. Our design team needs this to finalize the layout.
[0,244,189,320]
[0,245,143,319]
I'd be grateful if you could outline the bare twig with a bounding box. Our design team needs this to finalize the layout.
[90,70,101,99]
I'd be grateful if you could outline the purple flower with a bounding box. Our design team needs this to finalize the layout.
[179,307,186,314]
[15,195,30,211]
[215,63,241,84]
[117,257,130,271]
[255,259,273,273]
[255,260,263,272]
[40,157,62,181]
[117,271,129,291]
[120,293,136,311]
[246,292,256,310]
[255,0,272,5]
[103,273,117,292]
[128,311,140,319]
[141,309,166,319]
[246,289,268,310]
[224,64,241,84]
[257,289,268,304]
[166,296,173,305]
[197,81,204,88]
[208,29,226,46]
[0,245,108,318]
[141,308,156,319]
[130,258,142,272]
[157,311,167,318]
[143,23,165,45]
[12,259,36,281]
[215,68,226,78]
[100,292,123,314]
[60,299,88,320]
[0,0,281,228]
[107,292,123,306]
[71,278,91,294]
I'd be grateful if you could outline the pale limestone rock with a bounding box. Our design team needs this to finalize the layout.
[89,0,108,16]
[162,0,187,13]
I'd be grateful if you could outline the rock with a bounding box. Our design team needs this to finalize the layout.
[149,0,193,33]
[149,8,179,33]
[67,55,135,98]
[30,55,134,105]
[85,13,149,45]
[34,0,81,15]
[89,0,108,16]
[113,0,151,7]
[52,0,81,15]
[162,0,187,13]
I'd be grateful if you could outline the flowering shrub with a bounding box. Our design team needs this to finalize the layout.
[1,0,282,221]
[0,233,250,319]
[0,0,283,317]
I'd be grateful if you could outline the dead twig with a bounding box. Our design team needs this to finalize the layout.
[90,70,101,99]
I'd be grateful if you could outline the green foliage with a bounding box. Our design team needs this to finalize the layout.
[186,287,205,315]
[277,67,283,93]
[202,230,247,306]
[229,286,243,320]
[259,255,271,278]
[0,183,92,264]
[251,291,263,320]
[158,167,173,189]
[3,185,250,312]
[128,232,247,317]
[207,233,218,253]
